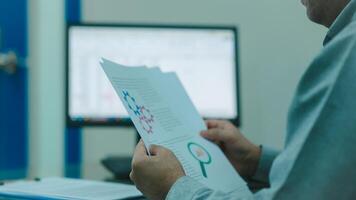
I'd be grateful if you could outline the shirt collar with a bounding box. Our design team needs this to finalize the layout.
[323,0,356,46]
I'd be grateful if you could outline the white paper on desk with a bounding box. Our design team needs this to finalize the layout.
[100,59,249,195]
[0,177,142,200]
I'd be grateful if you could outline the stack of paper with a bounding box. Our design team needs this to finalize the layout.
[101,59,249,195]
[0,177,142,200]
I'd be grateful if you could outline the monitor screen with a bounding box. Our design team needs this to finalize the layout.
[67,24,240,126]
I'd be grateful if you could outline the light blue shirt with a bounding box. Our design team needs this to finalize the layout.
[167,0,356,199]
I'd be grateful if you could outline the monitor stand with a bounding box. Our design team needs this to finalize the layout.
[101,129,140,183]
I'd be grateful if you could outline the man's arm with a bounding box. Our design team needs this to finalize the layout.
[167,24,356,200]
[166,146,280,200]
[167,176,253,200]
[249,146,279,186]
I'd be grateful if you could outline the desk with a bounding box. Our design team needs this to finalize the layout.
[0,162,129,182]
[0,163,146,200]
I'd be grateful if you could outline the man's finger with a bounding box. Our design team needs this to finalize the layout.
[205,120,220,129]
[129,171,134,182]
[149,144,166,155]
[200,129,233,142]
[205,120,228,129]
[132,140,148,163]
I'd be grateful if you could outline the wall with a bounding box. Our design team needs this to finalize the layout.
[28,0,65,177]
[80,0,326,157]
[27,0,328,178]
[0,0,28,179]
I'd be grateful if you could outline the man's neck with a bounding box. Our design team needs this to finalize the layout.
[324,0,350,28]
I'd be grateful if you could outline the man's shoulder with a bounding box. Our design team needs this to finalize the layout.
[327,21,356,48]
[320,21,356,69]
[341,20,356,39]
[298,20,356,105]
[323,20,356,100]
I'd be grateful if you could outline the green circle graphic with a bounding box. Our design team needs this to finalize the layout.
[187,142,212,164]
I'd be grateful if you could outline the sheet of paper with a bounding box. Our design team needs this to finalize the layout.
[0,177,142,200]
[100,59,249,195]
[101,59,196,148]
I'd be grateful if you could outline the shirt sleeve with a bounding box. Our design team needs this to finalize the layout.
[251,145,280,184]
[166,176,253,200]
[166,146,279,200]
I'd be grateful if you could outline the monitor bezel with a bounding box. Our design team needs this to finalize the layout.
[66,23,241,127]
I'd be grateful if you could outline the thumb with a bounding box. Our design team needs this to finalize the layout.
[149,144,164,155]
[201,129,233,143]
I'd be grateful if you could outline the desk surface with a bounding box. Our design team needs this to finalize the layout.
[0,162,147,199]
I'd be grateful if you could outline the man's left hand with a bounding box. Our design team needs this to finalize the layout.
[130,140,185,200]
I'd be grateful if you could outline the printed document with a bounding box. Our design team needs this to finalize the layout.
[0,177,142,200]
[100,59,249,195]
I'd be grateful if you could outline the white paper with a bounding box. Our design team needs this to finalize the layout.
[100,59,249,195]
[0,177,142,200]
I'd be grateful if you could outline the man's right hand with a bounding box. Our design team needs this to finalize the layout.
[200,120,261,178]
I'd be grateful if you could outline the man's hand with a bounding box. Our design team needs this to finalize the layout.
[201,120,261,178]
[130,140,185,200]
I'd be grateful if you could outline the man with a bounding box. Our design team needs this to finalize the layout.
[129,0,356,199]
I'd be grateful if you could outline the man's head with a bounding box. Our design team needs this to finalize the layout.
[301,0,351,27]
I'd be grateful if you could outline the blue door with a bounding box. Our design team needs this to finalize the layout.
[0,0,28,179]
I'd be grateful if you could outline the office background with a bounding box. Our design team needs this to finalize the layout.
[0,0,326,180]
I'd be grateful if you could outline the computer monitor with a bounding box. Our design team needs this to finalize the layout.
[66,24,241,127]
